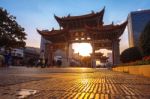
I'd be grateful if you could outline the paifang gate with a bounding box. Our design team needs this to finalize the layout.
[37,7,127,67]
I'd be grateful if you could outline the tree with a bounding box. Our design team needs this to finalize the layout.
[0,7,26,48]
[120,47,142,63]
[139,21,150,56]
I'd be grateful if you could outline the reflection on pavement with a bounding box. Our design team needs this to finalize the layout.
[16,89,37,99]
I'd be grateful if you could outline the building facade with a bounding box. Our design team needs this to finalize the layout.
[128,9,150,47]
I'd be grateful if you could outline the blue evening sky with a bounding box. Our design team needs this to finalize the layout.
[0,0,150,52]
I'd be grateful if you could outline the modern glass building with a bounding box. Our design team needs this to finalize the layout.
[128,9,150,47]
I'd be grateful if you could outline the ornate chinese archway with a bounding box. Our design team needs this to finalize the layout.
[37,7,127,67]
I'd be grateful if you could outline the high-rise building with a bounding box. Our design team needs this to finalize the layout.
[128,9,150,47]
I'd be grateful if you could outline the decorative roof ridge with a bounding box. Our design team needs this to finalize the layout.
[85,20,127,31]
[54,7,105,22]
[37,28,68,36]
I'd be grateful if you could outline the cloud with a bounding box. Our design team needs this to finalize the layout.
[116,20,127,25]
[137,9,143,11]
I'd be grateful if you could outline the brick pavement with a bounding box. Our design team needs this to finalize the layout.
[0,67,150,99]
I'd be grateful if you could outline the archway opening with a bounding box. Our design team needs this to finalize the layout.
[95,49,112,67]
[72,43,92,56]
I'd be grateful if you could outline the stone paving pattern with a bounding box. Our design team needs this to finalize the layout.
[0,67,150,99]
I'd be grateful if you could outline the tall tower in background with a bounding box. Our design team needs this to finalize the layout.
[40,37,46,51]
[128,9,150,47]
[40,30,51,52]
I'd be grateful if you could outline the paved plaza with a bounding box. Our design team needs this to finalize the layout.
[0,67,150,99]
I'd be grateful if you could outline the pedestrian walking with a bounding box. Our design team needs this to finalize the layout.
[0,53,4,67]
[40,50,45,68]
[4,49,12,67]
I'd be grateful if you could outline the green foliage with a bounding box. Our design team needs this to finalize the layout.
[139,21,150,56]
[120,60,150,66]
[120,47,142,63]
[0,7,26,48]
